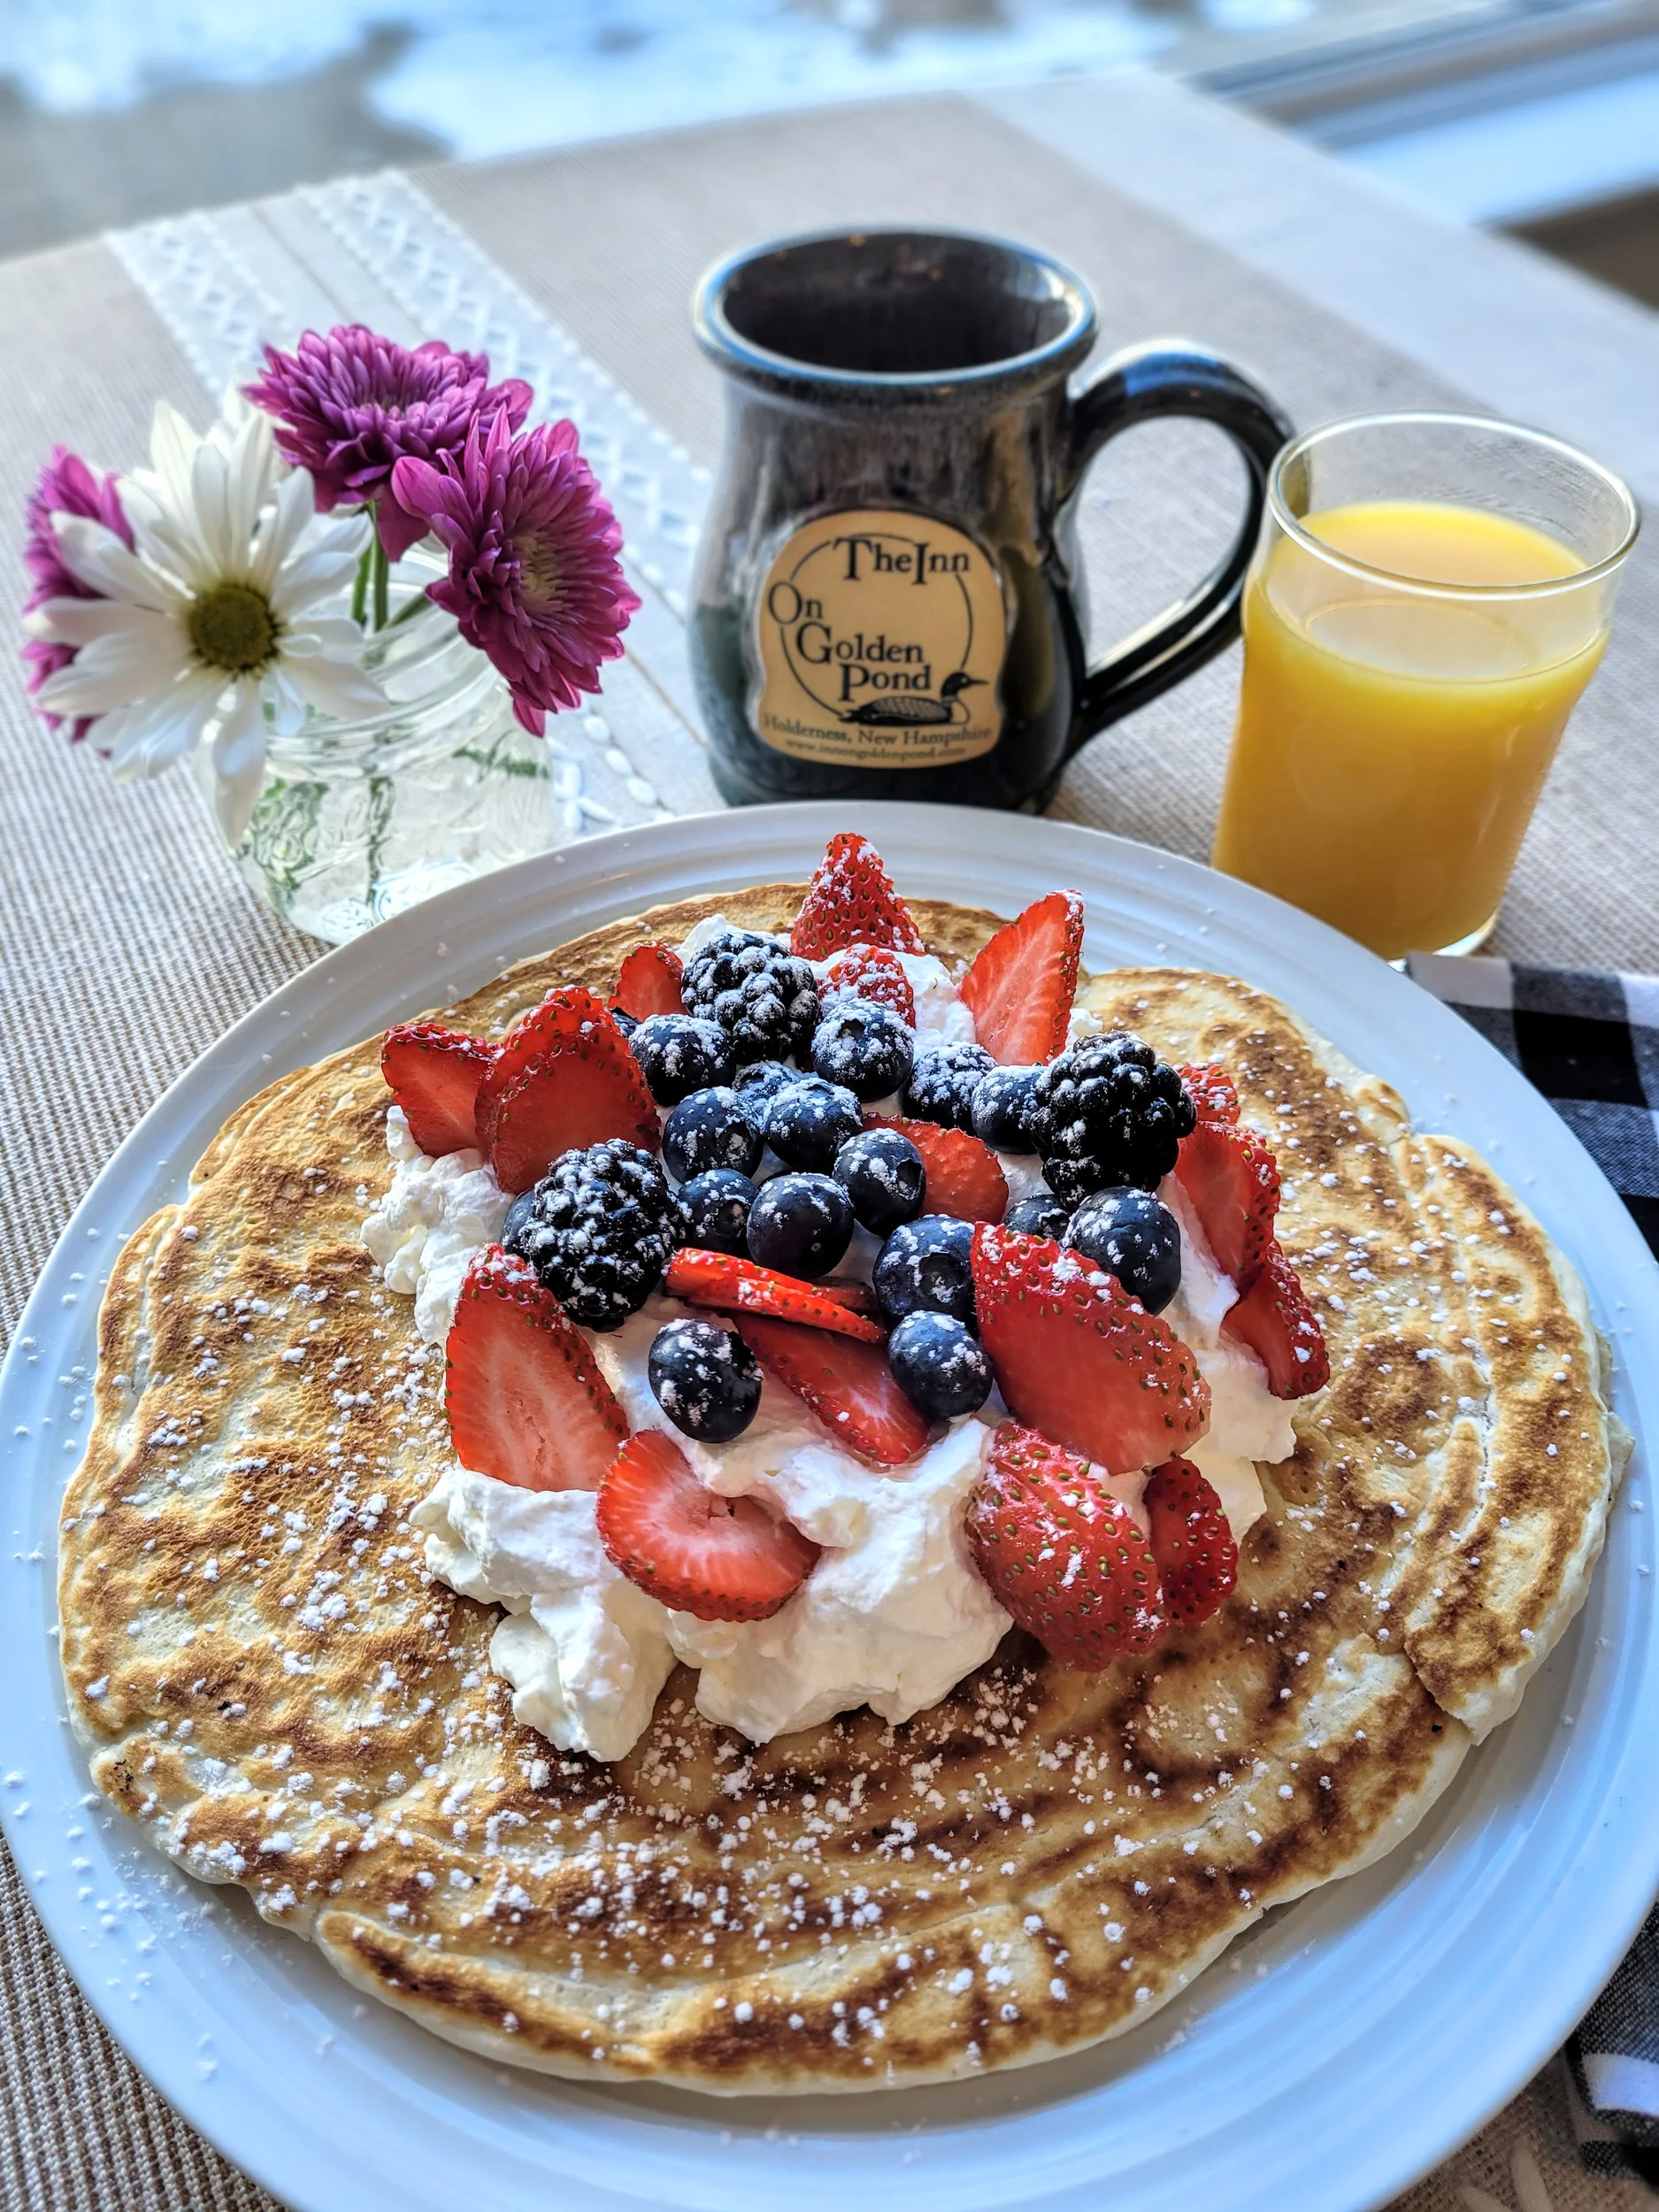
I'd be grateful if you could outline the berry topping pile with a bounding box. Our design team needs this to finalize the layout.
[382,828,1334,1671]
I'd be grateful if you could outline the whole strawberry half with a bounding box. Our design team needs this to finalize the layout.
[445,1246,627,1491]
[1143,1455,1238,1626]
[864,1114,1008,1224]
[476,985,658,1194]
[735,1312,938,1467]
[380,1022,497,1156]
[596,1429,819,1621]
[958,890,1083,1064]
[611,941,686,1021]
[790,833,925,961]
[1179,1061,1240,1127]
[971,1223,1210,1475]
[823,944,916,1026]
[663,1248,886,1342]
[968,1423,1165,1665]
[1223,1244,1330,1397]
[1171,1118,1280,1281]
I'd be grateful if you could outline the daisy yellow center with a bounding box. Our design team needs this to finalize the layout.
[188,581,278,673]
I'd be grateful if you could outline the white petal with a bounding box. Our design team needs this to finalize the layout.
[211,682,268,780]
[190,437,237,576]
[60,611,190,691]
[250,468,318,594]
[103,674,223,779]
[264,669,308,735]
[280,617,370,658]
[280,651,386,720]
[53,516,182,611]
[269,544,365,615]
[25,596,160,647]
[148,403,204,512]
[36,653,159,717]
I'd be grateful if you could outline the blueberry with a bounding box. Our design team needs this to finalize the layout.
[1004,1191,1071,1240]
[833,1126,926,1236]
[902,1042,995,1131]
[502,1184,540,1249]
[764,1074,864,1172]
[810,1001,915,1103]
[873,1214,976,1328]
[971,1065,1041,1151]
[630,1013,734,1105]
[676,1169,758,1255]
[662,1087,764,1181]
[1066,1186,1182,1314]
[746,1171,854,1279]
[609,1006,639,1039]
[887,1310,992,1420]
[733,1057,796,1130]
[648,1317,763,1442]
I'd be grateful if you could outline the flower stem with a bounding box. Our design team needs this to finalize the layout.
[350,541,371,626]
[371,528,389,634]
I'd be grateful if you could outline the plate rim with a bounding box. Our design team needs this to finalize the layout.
[4,798,1655,2212]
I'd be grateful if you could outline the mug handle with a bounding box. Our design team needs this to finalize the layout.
[1062,342,1293,748]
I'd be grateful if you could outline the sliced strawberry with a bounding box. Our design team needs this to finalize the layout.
[445,1246,626,1492]
[1222,1244,1330,1397]
[663,1249,886,1343]
[1143,1456,1238,1625]
[735,1313,938,1468]
[967,1423,1165,1665]
[790,833,925,960]
[380,1022,497,1156]
[596,1429,818,1622]
[611,941,685,1021]
[958,891,1084,1064]
[864,1114,1008,1224]
[476,987,658,1193]
[1179,1061,1240,1126]
[1171,1118,1280,1281]
[822,944,917,1026]
[815,1278,882,1321]
[971,1224,1210,1476]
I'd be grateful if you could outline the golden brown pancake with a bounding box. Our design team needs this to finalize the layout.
[56,887,1624,2092]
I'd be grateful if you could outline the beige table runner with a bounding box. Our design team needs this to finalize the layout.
[1,92,1654,2212]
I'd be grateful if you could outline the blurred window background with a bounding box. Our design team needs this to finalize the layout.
[2,0,1657,302]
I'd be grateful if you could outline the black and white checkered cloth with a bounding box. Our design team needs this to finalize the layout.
[1409,954,1659,2190]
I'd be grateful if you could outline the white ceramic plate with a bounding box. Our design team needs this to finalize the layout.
[3,803,1655,2212]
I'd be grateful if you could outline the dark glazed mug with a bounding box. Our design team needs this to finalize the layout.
[688,227,1294,811]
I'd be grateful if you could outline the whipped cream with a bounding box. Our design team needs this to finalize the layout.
[368,924,1302,1764]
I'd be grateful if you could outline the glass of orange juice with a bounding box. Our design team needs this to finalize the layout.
[1211,411,1639,959]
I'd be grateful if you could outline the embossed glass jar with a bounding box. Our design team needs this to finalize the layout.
[193,549,553,944]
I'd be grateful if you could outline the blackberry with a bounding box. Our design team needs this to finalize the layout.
[901,1041,995,1131]
[811,1001,914,1102]
[681,928,819,1065]
[1027,1030,1195,1203]
[630,1013,733,1106]
[504,1139,683,1331]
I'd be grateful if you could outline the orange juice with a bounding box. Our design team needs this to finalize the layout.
[1211,501,1607,958]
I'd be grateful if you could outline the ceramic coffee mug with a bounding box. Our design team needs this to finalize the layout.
[688,227,1294,811]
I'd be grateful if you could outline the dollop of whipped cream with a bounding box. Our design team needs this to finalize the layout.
[366,916,1302,1764]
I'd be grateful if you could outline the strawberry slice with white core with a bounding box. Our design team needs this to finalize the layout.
[596,1429,819,1621]
[1171,1118,1280,1283]
[663,1249,886,1342]
[957,890,1084,1064]
[790,833,925,961]
[445,1246,626,1492]
[1143,1455,1238,1625]
[735,1313,939,1468]
[476,986,658,1193]
[967,1423,1165,1665]
[380,1022,497,1155]
[970,1223,1210,1476]
[1222,1244,1331,1397]
[611,941,686,1021]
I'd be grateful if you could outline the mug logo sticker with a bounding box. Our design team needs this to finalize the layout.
[752,508,1005,768]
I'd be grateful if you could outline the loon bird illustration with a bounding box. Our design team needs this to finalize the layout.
[839,669,986,727]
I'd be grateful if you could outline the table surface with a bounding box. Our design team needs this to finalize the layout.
[2,72,1656,2212]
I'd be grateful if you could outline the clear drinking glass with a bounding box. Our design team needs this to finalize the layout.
[1210,411,1639,960]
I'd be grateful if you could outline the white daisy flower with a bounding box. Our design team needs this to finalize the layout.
[26,388,383,842]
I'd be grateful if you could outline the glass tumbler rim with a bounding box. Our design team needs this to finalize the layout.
[1266,409,1641,602]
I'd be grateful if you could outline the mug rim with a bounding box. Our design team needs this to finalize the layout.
[1269,410,1641,599]
[692,225,1099,399]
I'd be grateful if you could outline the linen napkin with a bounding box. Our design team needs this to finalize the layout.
[1408,952,1659,2190]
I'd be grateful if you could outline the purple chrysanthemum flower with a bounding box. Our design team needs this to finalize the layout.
[21,445,132,741]
[391,411,641,735]
[244,326,532,561]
